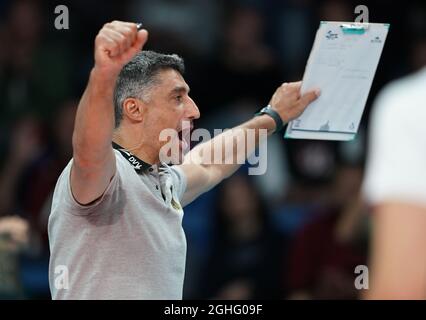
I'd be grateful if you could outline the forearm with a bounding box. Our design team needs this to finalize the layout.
[181,81,318,206]
[72,67,117,167]
[367,203,426,299]
[190,114,275,181]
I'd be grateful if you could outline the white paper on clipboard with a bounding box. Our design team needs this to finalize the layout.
[285,21,389,141]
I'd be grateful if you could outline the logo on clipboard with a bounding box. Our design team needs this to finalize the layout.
[326,30,339,40]
[371,36,382,43]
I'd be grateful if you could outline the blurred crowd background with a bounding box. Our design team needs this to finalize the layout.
[0,0,425,299]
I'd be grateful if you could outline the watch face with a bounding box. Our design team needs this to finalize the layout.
[255,105,272,116]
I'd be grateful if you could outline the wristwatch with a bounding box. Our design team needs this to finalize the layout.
[254,105,285,133]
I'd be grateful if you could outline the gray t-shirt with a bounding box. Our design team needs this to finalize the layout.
[48,150,187,300]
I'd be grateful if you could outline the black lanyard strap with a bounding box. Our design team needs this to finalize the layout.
[112,142,151,174]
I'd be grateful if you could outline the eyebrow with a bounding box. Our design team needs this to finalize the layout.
[169,85,190,97]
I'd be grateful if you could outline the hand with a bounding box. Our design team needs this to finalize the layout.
[269,81,320,123]
[94,21,148,76]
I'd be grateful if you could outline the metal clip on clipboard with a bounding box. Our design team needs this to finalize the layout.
[340,22,369,34]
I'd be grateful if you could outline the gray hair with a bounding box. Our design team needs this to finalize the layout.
[113,50,185,128]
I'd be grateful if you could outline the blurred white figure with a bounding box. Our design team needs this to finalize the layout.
[363,66,426,299]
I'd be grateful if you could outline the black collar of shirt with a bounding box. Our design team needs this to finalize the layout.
[112,142,152,174]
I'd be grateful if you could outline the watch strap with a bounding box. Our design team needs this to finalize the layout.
[255,105,285,132]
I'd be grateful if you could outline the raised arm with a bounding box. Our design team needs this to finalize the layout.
[71,21,148,205]
[179,81,319,206]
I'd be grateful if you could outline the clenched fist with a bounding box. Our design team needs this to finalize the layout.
[94,21,148,76]
[269,81,320,123]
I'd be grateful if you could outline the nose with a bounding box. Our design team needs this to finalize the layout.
[186,96,200,120]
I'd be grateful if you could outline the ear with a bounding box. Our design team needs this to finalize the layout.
[122,98,145,123]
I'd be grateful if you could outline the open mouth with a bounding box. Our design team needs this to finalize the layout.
[178,129,184,142]
[177,121,192,153]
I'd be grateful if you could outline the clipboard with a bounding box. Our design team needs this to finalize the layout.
[285,21,390,141]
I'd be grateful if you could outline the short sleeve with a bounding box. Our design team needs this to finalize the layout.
[53,156,120,216]
[169,165,187,203]
[363,81,426,207]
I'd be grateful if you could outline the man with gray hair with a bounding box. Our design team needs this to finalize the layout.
[48,21,319,299]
